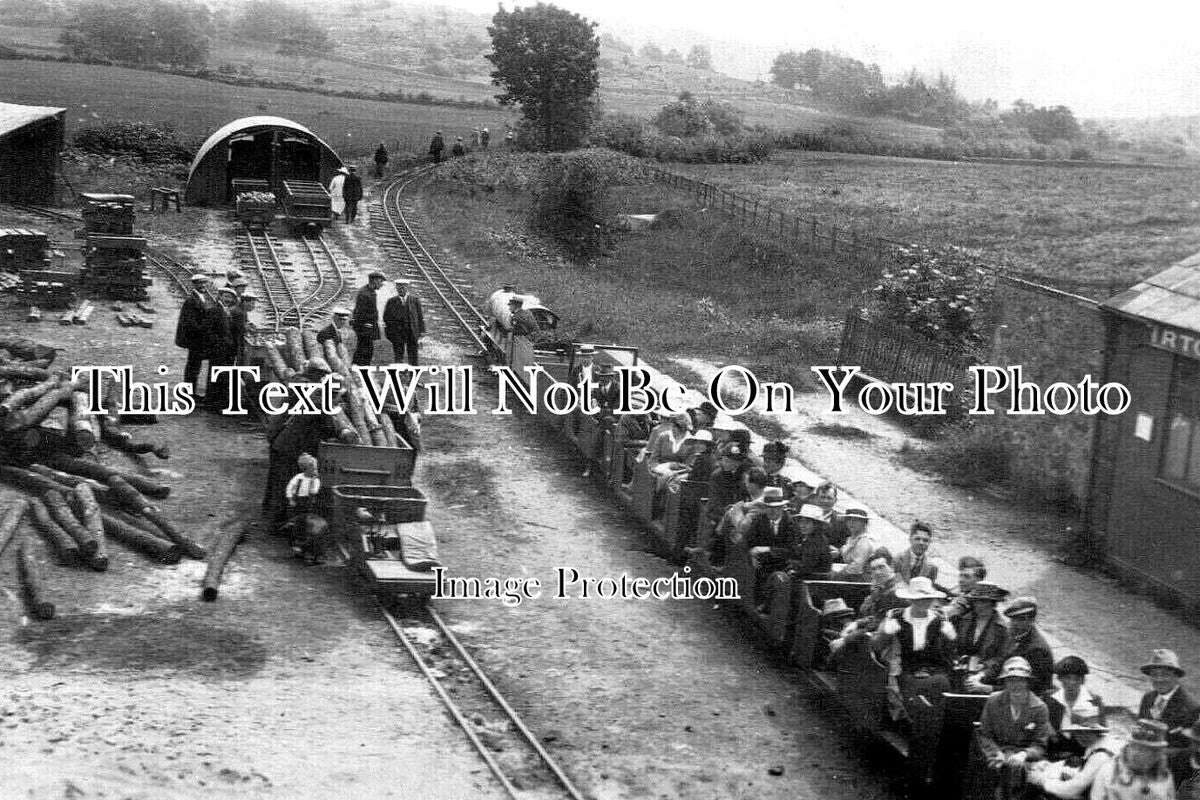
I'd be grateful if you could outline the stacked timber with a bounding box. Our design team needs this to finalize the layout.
[79,194,135,236]
[14,270,75,309]
[0,229,51,272]
[79,235,151,301]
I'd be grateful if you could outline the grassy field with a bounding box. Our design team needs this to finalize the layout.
[0,60,514,158]
[676,150,1200,285]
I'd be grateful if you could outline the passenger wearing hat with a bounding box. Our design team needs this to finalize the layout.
[832,507,877,578]
[203,286,239,412]
[1177,720,1200,799]
[977,656,1052,796]
[176,273,215,387]
[485,283,517,332]
[820,597,856,638]
[993,597,1054,695]
[788,502,833,577]
[706,441,751,526]
[857,548,906,619]
[1090,719,1174,800]
[508,295,540,339]
[1046,656,1106,761]
[343,165,363,223]
[317,306,357,358]
[351,271,386,365]
[692,467,768,570]
[894,520,938,585]
[329,166,348,219]
[761,440,793,499]
[1027,718,1115,799]
[744,486,803,613]
[1138,648,1200,786]
[688,400,719,431]
[877,576,956,794]
[953,581,1014,693]
[647,411,691,469]
[383,277,426,366]
[568,344,597,393]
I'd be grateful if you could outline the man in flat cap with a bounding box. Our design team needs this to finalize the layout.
[383,277,426,366]
[995,597,1054,695]
[1138,648,1200,786]
[205,286,239,411]
[176,273,214,389]
[317,306,356,361]
[953,581,1013,693]
[351,271,385,365]
[230,289,256,366]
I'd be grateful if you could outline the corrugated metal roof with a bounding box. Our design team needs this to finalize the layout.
[187,116,336,183]
[1103,251,1200,331]
[0,102,65,138]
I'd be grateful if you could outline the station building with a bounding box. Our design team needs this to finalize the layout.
[185,116,343,206]
[0,102,66,205]
[1089,250,1200,602]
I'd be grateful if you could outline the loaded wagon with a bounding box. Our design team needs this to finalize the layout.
[280,180,331,234]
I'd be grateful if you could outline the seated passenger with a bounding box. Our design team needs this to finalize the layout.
[856,548,906,621]
[894,520,938,585]
[876,576,957,794]
[1089,720,1174,800]
[1177,720,1200,800]
[744,487,796,612]
[687,400,719,432]
[944,555,987,620]
[953,581,1013,693]
[1027,720,1117,800]
[692,467,767,569]
[647,411,691,469]
[761,440,793,498]
[820,597,857,639]
[508,296,541,338]
[1045,656,1106,762]
[789,503,833,579]
[977,657,1051,799]
[706,442,750,526]
[994,597,1054,696]
[831,508,877,578]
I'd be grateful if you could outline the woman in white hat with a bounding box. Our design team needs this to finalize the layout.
[878,577,957,793]
[1089,719,1174,800]
[328,166,348,220]
[977,656,1052,798]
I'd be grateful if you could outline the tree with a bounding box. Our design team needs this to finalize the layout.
[654,91,709,136]
[60,0,209,66]
[1001,101,1081,144]
[665,48,683,64]
[686,44,712,71]
[769,50,805,89]
[639,41,663,60]
[599,31,632,53]
[487,3,600,151]
[236,0,330,54]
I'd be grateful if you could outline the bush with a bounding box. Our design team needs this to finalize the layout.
[72,122,195,163]
[531,150,623,261]
[869,244,996,356]
[905,423,1013,486]
[591,114,773,163]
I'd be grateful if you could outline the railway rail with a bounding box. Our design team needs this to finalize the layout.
[378,599,588,800]
[374,169,492,353]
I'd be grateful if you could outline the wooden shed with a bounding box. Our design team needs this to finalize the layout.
[1089,251,1200,602]
[0,102,65,205]
[185,116,342,206]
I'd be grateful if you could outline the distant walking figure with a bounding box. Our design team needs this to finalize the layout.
[329,167,348,220]
[451,137,466,157]
[471,127,480,147]
[480,127,490,149]
[343,166,363,223]
[373,142,389,178]
[429,131,445,164]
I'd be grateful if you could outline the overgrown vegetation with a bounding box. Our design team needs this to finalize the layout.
[59,0,210,66]
[899,423,1014,487]
[531,150,616,261]
[593,96,774,164]
[72,122,196,163]
[235,0,330,55]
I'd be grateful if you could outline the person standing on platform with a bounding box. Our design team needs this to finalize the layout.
[351,271,385,366]
[383,277,426,366]
[429,131,445,163]
[373,142,389,178]
[343,166,363,224]
[329,167,348,221]
[176,273,214,388]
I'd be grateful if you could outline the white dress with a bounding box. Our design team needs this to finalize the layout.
[328,174,346,215]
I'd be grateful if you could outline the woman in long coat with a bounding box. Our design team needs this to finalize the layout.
[328,167,348,219]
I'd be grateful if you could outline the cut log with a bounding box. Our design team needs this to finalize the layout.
[104,475,153,513]
[69,391,98,453]
[42,489,98,557]
[323,339,349,380]
[0,364,52,382]
[329,408,360,444]
[283,327,305,372]
[378,412,402,448]
[201,524,246,602]
[25,464,110,500]
[139,509,206,560]
[264,343,294,383]
[26,495,79,565]
[41,454,171,499]
[18,536,55,620]
[26,306,40,323]
[73,302,95,325]
[40,404,68,442]
[301,328,321,361]
[2,379,78,433]
[101,511,181,564]
[0,497,29,559]
[69,483,108,572]
[0,338,57,362]
[0,375,59,418]
[1,428,42,451]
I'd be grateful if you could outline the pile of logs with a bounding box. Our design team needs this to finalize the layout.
[259,327,405,449]
[0,336,194,621]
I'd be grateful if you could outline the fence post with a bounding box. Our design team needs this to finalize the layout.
[830,225,838,253]
[811,218,818,245]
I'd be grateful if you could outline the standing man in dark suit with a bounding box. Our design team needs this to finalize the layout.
[343,166,363,223]
[175,273,214,387]
[351,270,385,366]
[383,277,426,365]
[205,287,238,412]
[1138,648,1200,787]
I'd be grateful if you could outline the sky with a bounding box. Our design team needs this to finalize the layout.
[386,0,1200,118]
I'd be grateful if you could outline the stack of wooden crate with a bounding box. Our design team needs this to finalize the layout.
[79,193,135,236]
[79,235,150,301]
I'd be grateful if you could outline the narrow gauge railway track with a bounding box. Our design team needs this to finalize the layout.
[294,232,350,329]
[2,202,197,295]
[375,169,491,353]
[236,228,300,334]
[378,599,588,800]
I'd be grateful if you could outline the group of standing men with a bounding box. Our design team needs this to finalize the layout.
[429,125,516,163]
[350,270,426,367]
[174,270,259,411]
